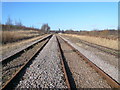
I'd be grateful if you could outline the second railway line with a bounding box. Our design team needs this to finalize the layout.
[2,35,52,89]
[57,35,119,88]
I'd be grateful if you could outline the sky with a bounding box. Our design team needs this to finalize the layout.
[2,2,118,31]
[1,0,120,2]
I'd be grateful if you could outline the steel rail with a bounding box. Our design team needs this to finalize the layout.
[2,35,52,90]
[78,39,118,56]
[1,34,52,65]
[63,35,118,56]
[56,36,71,89]
[56,36,77,89]
[59,35,120,88]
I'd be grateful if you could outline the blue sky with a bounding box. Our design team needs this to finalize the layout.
[2,2,118,30]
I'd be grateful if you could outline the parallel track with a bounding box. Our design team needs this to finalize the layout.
[1,35,52,65]
[78,39,118,56]
[2,35,52,90]
[56,36,73,89]
[2,34,119,89]
[62,35,119,56]
[2,35,71,89]
[58,35,120,88]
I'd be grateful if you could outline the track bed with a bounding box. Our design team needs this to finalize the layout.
[16,35,67,88]
[57,36,111,88]
[60,34,119,83]
[2,34,119,89]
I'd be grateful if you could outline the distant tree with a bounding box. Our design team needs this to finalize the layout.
[61,30,64,33]
[5,16,14,30]
[118,26,120,30]
[58,28,61,33]
[15,19,22,26]
[0,22,1,31]
[31,25,35,28]
[6,16,13,25]
[41,24,50,33]
[101,29,109,36]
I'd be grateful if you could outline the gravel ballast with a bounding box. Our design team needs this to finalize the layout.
[16,35,67,88]
[57,36,111,88]
[1,34,48,61]
[60,35,119,83]
[2,39,48,87]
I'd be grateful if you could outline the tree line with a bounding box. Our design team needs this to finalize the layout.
[2,16,51,33]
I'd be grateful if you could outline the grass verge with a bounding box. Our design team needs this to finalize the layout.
[63,34,118,50]
[1,30,42,44]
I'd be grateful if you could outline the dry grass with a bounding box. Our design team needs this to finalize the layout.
[1,30,41,44]
[63,34,118,50]
[1,34,48,55]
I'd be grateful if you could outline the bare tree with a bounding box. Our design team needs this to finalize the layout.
[118,25,120,30]
[15,19,22,26]
[6,16,13,25]
[41,24,50,33]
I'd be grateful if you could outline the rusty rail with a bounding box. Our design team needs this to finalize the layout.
[56,36,70,89]
[1,34,52,65]
[59,35,120,88]
[56,36,77,89]
[2,35,52,90]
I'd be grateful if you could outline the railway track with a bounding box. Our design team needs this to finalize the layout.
[16,35,68,88]
[2,35,70,89]
[1,35,52,64]
[61,35,119,82]
[78,39,119,56]
[57,35,120,88]
[1,35,52,90]
[56,36,74,89]
[61,35,119,57]
[1,34,119,89]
